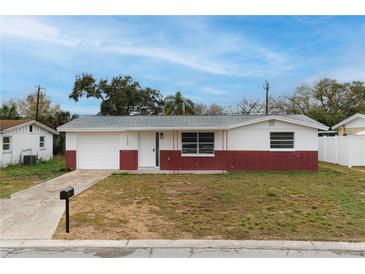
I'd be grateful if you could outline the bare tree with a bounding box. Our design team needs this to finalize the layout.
[228,97,264,115]
[17,91,61,119]
[194,103,226,115]
[270,79,365,126]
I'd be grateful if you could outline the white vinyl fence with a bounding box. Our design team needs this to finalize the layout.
[318,136,365,167]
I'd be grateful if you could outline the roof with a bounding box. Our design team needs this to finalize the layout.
[0,119,30,131]
[332,113,365,129]
[57,114,328,131]
[0,119,59,135]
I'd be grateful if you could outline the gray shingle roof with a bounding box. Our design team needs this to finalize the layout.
[57,115,328,131]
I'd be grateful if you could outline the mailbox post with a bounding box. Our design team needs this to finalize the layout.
[60,186,74,233]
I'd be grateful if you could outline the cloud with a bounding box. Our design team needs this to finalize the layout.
[0,16,291,78]
[1,17,78,47]
[305,64,365,84]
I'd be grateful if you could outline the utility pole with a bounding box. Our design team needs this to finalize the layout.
[264,80,270,115]
[35,85,44,121]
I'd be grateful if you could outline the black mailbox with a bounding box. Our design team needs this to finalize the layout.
[60,186,74,233]
[60,186,74,200]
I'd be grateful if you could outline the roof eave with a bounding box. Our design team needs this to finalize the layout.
[57,126,229,132]
[2,120,59,135]
[228,115,329,131]
[332,113,365,129]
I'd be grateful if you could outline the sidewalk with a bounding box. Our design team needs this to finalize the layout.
[1,240,364,258]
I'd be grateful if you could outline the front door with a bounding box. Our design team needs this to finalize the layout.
[139,132,157,167]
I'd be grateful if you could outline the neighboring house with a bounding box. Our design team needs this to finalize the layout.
[0,119,59,167]
[332,113,365,136]
[57,115,328,172]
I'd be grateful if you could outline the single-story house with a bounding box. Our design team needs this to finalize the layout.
[0,119,59,167]
[57,114,328,172]
[332,113,365,136]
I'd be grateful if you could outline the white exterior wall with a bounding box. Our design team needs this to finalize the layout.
[67,130,225,153]
[345,117,365,128]
[65,122,319,169]
[65,122,319,154]
[160,130,224,151]
[120,132,139,150]
[1,124,53,167]
[66,131,139,151]
[227,120,318,151]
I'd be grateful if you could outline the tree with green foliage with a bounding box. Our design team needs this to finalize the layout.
[271,79,365,127]
[48,110,79,154]
[5,90,78,154]
[0,101,20,119]
[69,74,163,115]
[163,91,195,115]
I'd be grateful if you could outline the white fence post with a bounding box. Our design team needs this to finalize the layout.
[335,135,338,164]
[348,136,352,168]
[323,136,327,162]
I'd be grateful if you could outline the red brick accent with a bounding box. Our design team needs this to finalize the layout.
[65,150,76,170]
[120,150,138,170]
[160,150,318,171]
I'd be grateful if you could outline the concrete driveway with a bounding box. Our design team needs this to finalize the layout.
[0,170,111,240]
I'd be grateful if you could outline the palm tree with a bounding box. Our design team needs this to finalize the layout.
[163,91,195,115]
[0,103,20,119]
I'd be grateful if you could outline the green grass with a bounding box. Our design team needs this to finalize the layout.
[54,163,365,241]
[0,155,67,198]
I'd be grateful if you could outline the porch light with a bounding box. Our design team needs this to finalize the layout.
[160,132,164,139]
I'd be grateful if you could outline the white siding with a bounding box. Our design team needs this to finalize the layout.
[1,124,54,167]
[120,132,139,150]
[346,117,365,128]
[167,130,225,151]
[227,120,318,151]
[160,131,174,150]
[66,122,320,170]
[65,132,77,150]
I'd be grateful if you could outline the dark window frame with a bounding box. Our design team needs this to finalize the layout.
[39,136,45,148]
[2,136,11,151]
[270,132,294,149]
[181,132,215,155]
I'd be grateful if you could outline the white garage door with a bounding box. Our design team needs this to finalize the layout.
[77,133,120,169]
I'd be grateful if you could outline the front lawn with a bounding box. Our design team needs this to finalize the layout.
[0,155,67,198]
[54,163,365,241]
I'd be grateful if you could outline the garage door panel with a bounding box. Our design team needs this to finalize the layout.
[77,133,120,169]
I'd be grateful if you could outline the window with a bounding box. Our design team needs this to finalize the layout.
[3,136,11,151]
[270,132,294,149]
[182,132,214,154]
[39,136,45,148]
[29,125,33,132]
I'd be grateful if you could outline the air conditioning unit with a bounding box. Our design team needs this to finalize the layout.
[23,155,37,165]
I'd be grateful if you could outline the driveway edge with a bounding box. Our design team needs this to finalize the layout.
[1,240,364,252]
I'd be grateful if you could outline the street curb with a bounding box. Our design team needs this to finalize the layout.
[1,240,364,252]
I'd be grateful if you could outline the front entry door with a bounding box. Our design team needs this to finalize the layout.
[139,132,157,167]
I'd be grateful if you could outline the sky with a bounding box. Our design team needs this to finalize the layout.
[0,16,364,114]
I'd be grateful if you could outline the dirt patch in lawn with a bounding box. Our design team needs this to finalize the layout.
[54,163,365,241]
